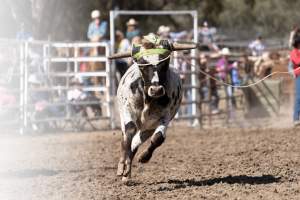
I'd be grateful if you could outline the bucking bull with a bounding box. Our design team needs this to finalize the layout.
[109,33,196,182]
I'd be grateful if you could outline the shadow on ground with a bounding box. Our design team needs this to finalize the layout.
[150,175,281,191]
[0,169,61,178]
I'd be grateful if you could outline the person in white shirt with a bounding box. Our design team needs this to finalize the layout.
[248,35,265,57]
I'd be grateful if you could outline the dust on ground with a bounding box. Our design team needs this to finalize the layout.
[0,126,299,200]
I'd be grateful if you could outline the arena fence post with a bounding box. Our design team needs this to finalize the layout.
[19,41,25,135]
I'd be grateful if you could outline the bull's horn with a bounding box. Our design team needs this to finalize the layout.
[108,51,131,59]
[172,43,197,51]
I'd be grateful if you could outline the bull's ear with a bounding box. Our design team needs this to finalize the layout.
[108,51,131,59]
[172,43,197,51]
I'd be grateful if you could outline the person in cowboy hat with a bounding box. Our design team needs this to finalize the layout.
[216,48,238,112]
[87,10,107,42]
[289,37,300,127]
[126,18,141,42]
[157,25,171,39]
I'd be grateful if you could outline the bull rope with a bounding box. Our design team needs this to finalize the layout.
[132,53,300,88]
[196,67,299,88]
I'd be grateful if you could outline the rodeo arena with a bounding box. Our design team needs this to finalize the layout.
[1,8,300,200]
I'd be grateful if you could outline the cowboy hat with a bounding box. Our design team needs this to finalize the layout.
[91,10,100,19]
[126,18,138,26]
[157,25,170,34]
[220,47,231,56]
[28,75,41,84]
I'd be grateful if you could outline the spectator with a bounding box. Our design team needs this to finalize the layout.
[67,77,87,102]
[198,21,219,51]
[116,30,131,53]
[248,35,265,57]
[115,30,131,83]
[175,52,188,83]
[239,54,254,84]
[87,10,107,42]
[87,10,107,91]
[254,51,280,78]
[216,48,231,82]
[288,37,300,127]
[174,51,190,116]
[170,30,188,42]
[157,25,171,40]
[0,86,17,121]
[131,36,142,45]
[28,75,62,131]
[288,25,300,49]
[231,61,241,87]
[0,85,16,108]
[216,48,237,110]
[67,77,102,117]
[198,54,220,114]
[16,23,33,40]
[126,18,141,42]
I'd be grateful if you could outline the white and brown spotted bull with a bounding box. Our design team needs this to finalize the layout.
[109,34,196,182]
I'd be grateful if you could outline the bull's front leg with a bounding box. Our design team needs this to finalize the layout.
[117,121,137,181]
[138,123,167,163]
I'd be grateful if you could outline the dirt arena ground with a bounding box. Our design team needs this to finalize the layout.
[0,126,299,200]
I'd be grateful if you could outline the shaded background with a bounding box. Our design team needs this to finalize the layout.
[1,0,299,41]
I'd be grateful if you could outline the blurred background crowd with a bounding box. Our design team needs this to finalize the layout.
[1,0,299,131]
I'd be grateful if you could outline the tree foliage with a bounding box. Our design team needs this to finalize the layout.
[1,0,299,40]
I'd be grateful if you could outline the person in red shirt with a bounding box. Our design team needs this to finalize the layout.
[289,37,300,126]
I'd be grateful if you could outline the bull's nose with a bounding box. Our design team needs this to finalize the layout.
[148,86,165,98]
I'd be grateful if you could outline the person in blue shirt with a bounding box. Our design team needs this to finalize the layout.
[87,10,107,42]
[126,18,141,42]
[248,35,265,57]
[16,23,33,40]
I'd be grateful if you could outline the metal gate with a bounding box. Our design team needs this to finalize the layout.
[0,39,24,134]
[0,39,114,134]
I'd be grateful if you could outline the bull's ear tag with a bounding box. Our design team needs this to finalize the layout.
[143,54,160,65]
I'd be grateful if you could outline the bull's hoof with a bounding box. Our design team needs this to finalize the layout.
[121,176,130,183]
[116,162,125,176]
[138,150,153,163]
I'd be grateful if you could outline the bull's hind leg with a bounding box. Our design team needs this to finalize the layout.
[138,124,167,163]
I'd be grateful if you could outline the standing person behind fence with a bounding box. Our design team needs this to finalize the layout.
[216,48,238,111]
[288,25,300,49]
[198,21,219,52]
[87,10,107,43]
[198,54,220,114]
[115,30,131,85]
[87,10,108,94]
[248,35,265,57]
[28,75,62,131]
[239,54,254,84]
[289,37,300,127]
[87,10,107,56]
[16,23,33,41]
[126,18,141,42]
[157,25,171,40]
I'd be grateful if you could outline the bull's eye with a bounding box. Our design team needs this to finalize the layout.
[139,65,146,71]
[157,63,165,72]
